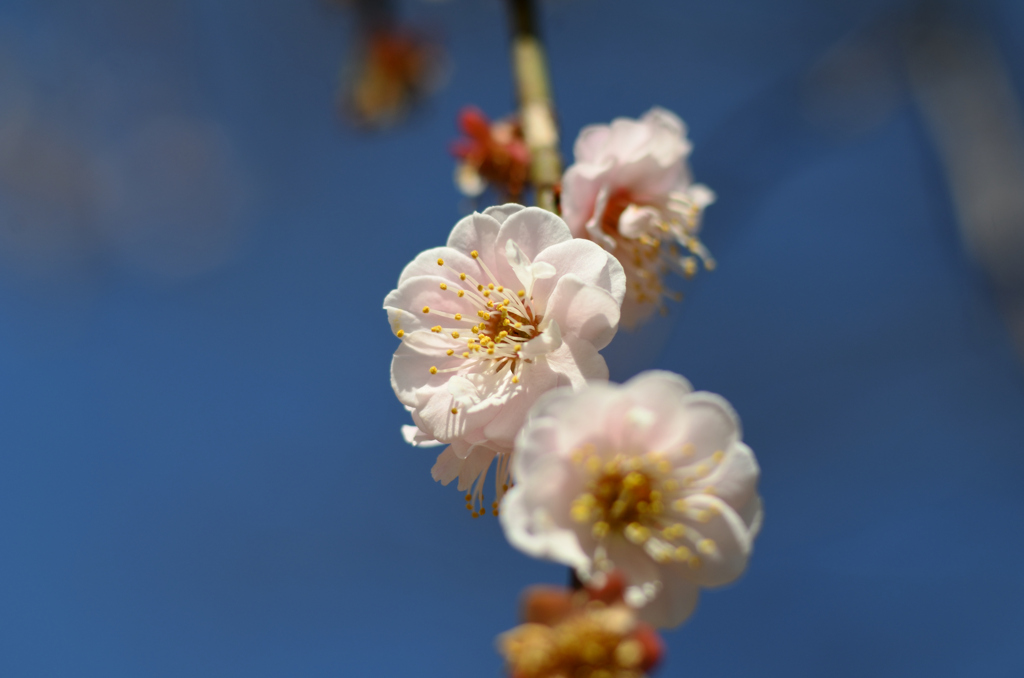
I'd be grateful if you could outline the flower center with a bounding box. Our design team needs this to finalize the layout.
[569,446,727,569]
[423,250,544,387]
[595,189,714,315]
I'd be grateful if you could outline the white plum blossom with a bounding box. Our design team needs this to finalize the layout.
[500,370,762,628]
[561,107,716,329]
[385,205,626,516]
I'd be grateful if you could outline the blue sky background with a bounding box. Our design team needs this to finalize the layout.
[0,1,1023,676]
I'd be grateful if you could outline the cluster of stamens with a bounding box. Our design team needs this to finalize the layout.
[499,604,650,678]
[419,250,543,392]
[599,190,714,317]
[570,444,727,569]
[463,450,513,519]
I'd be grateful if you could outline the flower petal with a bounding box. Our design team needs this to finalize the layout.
[431,445,463,485]
[446,211,502,271]
[677,494,754,588]
[384,274,479,334]
[493,207,573,283]
[668,392,742,465]
[482,203,525,225]
[637,566,700,629]
[532,238,626,308]
[402,425,444,447]
[544,274,621,349]
[500,460,590,571]
[692,442,760,512]
[398,246,480,287]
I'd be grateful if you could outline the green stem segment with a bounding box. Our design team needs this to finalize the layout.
[507,0,562,213]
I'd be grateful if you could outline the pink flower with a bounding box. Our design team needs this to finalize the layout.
[500,371,762,628]
[561,108,715,328]
[385,205,625,516]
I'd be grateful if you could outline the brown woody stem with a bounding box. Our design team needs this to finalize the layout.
[506,0,562,213]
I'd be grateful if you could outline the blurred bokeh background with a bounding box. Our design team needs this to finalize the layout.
[0,0,1022,676]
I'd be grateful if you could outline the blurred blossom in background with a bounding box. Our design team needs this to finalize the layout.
[0,1,1022,677]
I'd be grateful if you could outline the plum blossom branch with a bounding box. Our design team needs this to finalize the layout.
[507,0,562,213]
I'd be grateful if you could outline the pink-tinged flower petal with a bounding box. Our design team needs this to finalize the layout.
[431,445,463,485]
[390,332,464,407]
[402,425,443,447]
[676,494,754,588]
[617,370,695,452]
[638,569,700,629]
[545,274,622,350]
[670,392,742,464]
[561,162,612,236]
[446,211,502,271]
[456,444,497,492]
[481,359,559,447]
[493,207,573,281]
[500,459,591,571]
[533,238,626,309]
[573,124,612,163]
[692,442,760,513]
[603,537,663,607]
[398,246,478,286]
[384,274,479,334]
[547,338,610,390]
[481,203,525,225]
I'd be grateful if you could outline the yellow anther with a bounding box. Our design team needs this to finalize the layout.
[483,291,491,298]
[674,546,693,562]
[694,463,710,477]
[712,450,725,463]
[459,273,466,280]
[515,322,523,329]
[497,286,504,292]
[672,498,688,512]
[431,325,442,333]
[462,352,469,358]
[517,289,526,298]
[437,258,444,266]
[585,456,602,474]
[623,471,646,490]
[486,301,494,308]
[451,331,460,339]
[487,283,494,290]
[471,325,480,333]
[396,330,404,338]
[487,348,494,355]
[446,349,454,356]
[470,250,479,259]
[453,313,462,321]
[625,523,650,545]
[592,521,610,539]
[439,282,447,290]
[429,366,438,375]
[457,290,464,298]
[511,375,519,384]
[422,306,430,314]
[451,407,458,414]
[571,502,592,523]
[698,539,717,555]
[497,331,507,339]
